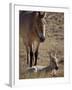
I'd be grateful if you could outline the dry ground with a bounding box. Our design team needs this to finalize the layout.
[19,12,64,79]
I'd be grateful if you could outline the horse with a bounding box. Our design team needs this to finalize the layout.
[19,11,45,67]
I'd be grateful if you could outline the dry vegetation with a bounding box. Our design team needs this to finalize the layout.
[19,12,64,79]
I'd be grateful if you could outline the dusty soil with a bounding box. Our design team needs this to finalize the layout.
[19,12,64,79]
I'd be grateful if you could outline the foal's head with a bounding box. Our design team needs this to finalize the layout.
[34,12,46,42]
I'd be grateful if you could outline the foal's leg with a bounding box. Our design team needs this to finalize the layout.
[34,49,38,66]
[30,46,33,67]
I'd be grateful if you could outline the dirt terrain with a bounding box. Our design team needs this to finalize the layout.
[19,12,64,79]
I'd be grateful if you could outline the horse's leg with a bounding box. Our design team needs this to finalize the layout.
[30,46,33,67]
[26,47,30,65]
[27,50,29,64]
[34,48,38,66]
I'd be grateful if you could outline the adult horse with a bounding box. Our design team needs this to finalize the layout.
[19,11,45,67]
